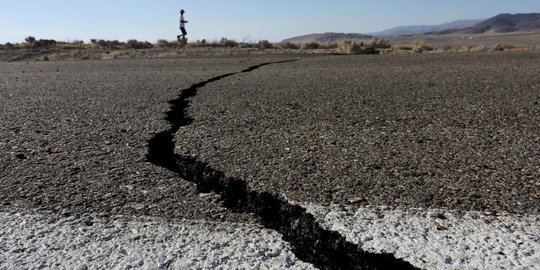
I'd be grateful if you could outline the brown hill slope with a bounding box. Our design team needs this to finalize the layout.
[427,13,540,35]
[281,32,372,44]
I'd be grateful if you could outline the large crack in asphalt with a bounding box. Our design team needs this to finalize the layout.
[147,59,417,270]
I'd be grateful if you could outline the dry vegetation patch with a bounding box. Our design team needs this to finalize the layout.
[2,35,538,62]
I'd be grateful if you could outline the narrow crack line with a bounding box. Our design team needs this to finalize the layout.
[147,60,418,270]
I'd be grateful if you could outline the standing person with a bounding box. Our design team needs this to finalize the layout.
[178,9,188,43]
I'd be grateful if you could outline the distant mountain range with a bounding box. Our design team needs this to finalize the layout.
[281,13,540,44]
[368,19,483,37]
[427,13,540,35]
[281,33,372,44]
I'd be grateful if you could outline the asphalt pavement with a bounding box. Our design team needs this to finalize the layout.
[175,52,540,215]
[1,52,539,269]
[0,56,288,222]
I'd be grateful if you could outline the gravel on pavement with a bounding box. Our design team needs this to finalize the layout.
[175,52,540,215]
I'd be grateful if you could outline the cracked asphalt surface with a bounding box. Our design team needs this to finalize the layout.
[0,56,294,222]
[1,52,539,223]
[175,52,540,215]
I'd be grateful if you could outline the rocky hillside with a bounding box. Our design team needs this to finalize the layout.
[281,33,372,44]
[369,19,482,37]
[428,13,540,35]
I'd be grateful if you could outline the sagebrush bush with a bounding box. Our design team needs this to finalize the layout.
[35,39,57,47]
[325,43,339,49]
[277,42,299,49]
[185,39,209,48]
[91,39,123,49]
[97,40,110,47]
[301,41,320,50]
[370,38,391,49]
[25,36,36,44]
[126,39,153,49]
[126,39,138,48]
[219,38,238,47]
[23,36,57,47]
[257,40,272,49]
[155,39,174,48]
[337,40,363,54]
[410,41,432,53]
[337,40,378,55]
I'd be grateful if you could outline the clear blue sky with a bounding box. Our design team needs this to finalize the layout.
[1,0,539,43]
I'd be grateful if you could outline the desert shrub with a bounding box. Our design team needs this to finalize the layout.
[277,42,299,49]
[235,43,251,48]
[490,44,505,52]
[126,39,139,48]
[324,43,339,49]
[107,40,123,49]
[186,39,209,48]
[413,46,424,53]
[410,41,432,53]
[219,38,238,47]
[440,45,453,52]
[336,40,379,55]
[4,42,14,49]
[155,39,173,48]
[126,39,153,49]
[35,39,57,47]
[337,40,363,54]
[89,39,123,49]
[301,41,320,50]
[97,40,108,47]
[370,38,391,49]
[61,40,85,49]
[257,40,272,49]
[25,36,36,44]
[205,40,220,47]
